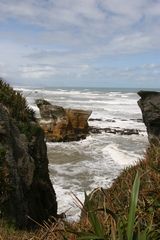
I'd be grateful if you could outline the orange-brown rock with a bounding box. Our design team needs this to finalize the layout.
[36,99,92,142]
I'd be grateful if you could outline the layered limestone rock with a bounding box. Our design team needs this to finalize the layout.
[138,90,160,143]
[0,82,57,229]
[36,99,92,142]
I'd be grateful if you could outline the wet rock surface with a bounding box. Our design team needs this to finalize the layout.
[89,118,116,122]
[89,126,140,135]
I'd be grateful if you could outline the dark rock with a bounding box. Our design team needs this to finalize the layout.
[138,90,159,98]
[36,99,52,107]
[130,118,143,123]
[89,118,102,121]
[89,126,139,135]
[105,119,116,123]
[36,99,65,119]
[138,90,160,143]
[89,118,115,122]
[0,103,57,229]
[36,99,92,142]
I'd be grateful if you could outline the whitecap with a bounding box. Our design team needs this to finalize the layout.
[102,144,140,166]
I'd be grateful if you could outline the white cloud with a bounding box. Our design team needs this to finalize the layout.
[0,0,159,86]
[19,63,90,79]
[20,65,57,79]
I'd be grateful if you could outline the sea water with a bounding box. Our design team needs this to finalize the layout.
[15,87,148,220]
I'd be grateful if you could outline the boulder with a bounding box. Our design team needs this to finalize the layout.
[36,99,92,142]
[138,90,160,143]
[0,103,57,229]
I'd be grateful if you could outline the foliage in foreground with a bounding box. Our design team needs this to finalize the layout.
[0,144,160,239]
[0,78,42,141]
[73,172,159,240]
[0,78,35,122]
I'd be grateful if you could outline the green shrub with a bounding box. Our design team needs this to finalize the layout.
[0,79,39,141]
[70,172,160,240]
[0,79,35,122]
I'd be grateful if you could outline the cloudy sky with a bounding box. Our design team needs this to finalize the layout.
[0,0,160,88]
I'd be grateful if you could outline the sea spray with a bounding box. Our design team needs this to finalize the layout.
[15,87,148,220]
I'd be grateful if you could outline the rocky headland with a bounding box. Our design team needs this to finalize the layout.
[138,90,160,143]
[0,80,57,229]
[36,99,141,142]
[36,99,92,142]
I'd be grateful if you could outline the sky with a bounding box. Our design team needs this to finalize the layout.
[0,0,160,88]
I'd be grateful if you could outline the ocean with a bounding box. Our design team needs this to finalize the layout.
[15,87,148,220]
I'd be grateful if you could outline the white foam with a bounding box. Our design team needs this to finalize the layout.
[16,86,148,221]
[102,144,140,166]
[50,180,84,221]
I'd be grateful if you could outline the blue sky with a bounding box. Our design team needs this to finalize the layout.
[0,0,160,88]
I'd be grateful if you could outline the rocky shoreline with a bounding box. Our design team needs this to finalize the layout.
[89,118,143,123]
[89,126,140,135]
[1,82,160,232]
[36,99,144,141]
[36,99,92,142]
[88,117,143,135]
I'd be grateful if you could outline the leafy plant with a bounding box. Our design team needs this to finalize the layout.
[77,192,105,239]
[117,172,140,240]
[70,171,160,240]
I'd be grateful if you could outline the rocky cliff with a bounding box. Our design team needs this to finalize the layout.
[138,90,160,143]
[0,80,57,229]
[36,99,92,142]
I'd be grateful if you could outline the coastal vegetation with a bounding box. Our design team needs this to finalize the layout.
[0,79,35,122]
[0,144,160,239]
[0,79,41,141]
[0,79,57,229]
[0,79,160,239]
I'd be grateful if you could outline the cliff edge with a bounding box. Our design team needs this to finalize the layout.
[138,90,160,143]
[0,80,57,229]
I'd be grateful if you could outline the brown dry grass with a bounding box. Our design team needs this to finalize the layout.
[0,144,160,239]
[79,144,160,237]
[0,219,65,240]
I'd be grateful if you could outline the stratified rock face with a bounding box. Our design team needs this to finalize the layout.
[0,103,57,229]
[36,99,92,142]
[138,90,160,143]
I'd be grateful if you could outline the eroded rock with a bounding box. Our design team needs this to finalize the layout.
[36,99,92,142]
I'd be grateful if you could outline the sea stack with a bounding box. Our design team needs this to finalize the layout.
[36,99,92,142]
[138,90,160,143]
